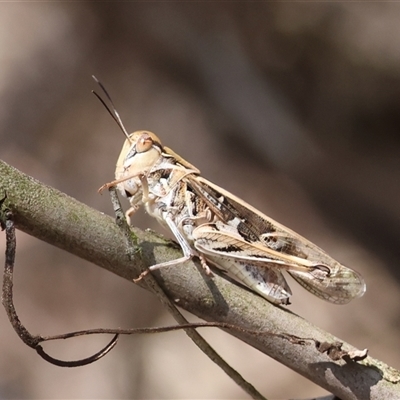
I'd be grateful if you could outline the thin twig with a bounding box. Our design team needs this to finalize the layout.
[108,187,269,400]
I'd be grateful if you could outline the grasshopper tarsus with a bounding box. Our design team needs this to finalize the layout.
[133,270,149,283]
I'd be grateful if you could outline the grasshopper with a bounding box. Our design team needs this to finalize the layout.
[96,84,365,305]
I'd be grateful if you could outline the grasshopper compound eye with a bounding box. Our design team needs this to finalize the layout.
[135,133,154,153]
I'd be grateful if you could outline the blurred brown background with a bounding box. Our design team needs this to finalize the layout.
[0,3,399,399]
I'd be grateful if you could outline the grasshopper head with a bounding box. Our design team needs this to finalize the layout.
[115,130,163,196]
[116,130,163,175]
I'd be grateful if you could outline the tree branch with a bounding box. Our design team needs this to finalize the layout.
[1,159,399,400]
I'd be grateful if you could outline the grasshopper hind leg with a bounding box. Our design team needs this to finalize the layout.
[205,256,292,305]
[237,262,292,305]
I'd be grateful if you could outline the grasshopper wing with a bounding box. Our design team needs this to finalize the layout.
[188,177,365,304]
[287,267,365,304]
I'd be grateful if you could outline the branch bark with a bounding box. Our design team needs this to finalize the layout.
[1,159,399,400]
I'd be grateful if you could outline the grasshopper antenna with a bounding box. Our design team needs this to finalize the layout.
[92,75,131,143]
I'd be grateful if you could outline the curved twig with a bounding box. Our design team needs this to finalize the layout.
[35,335,119,368]
[1,203,120,367]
